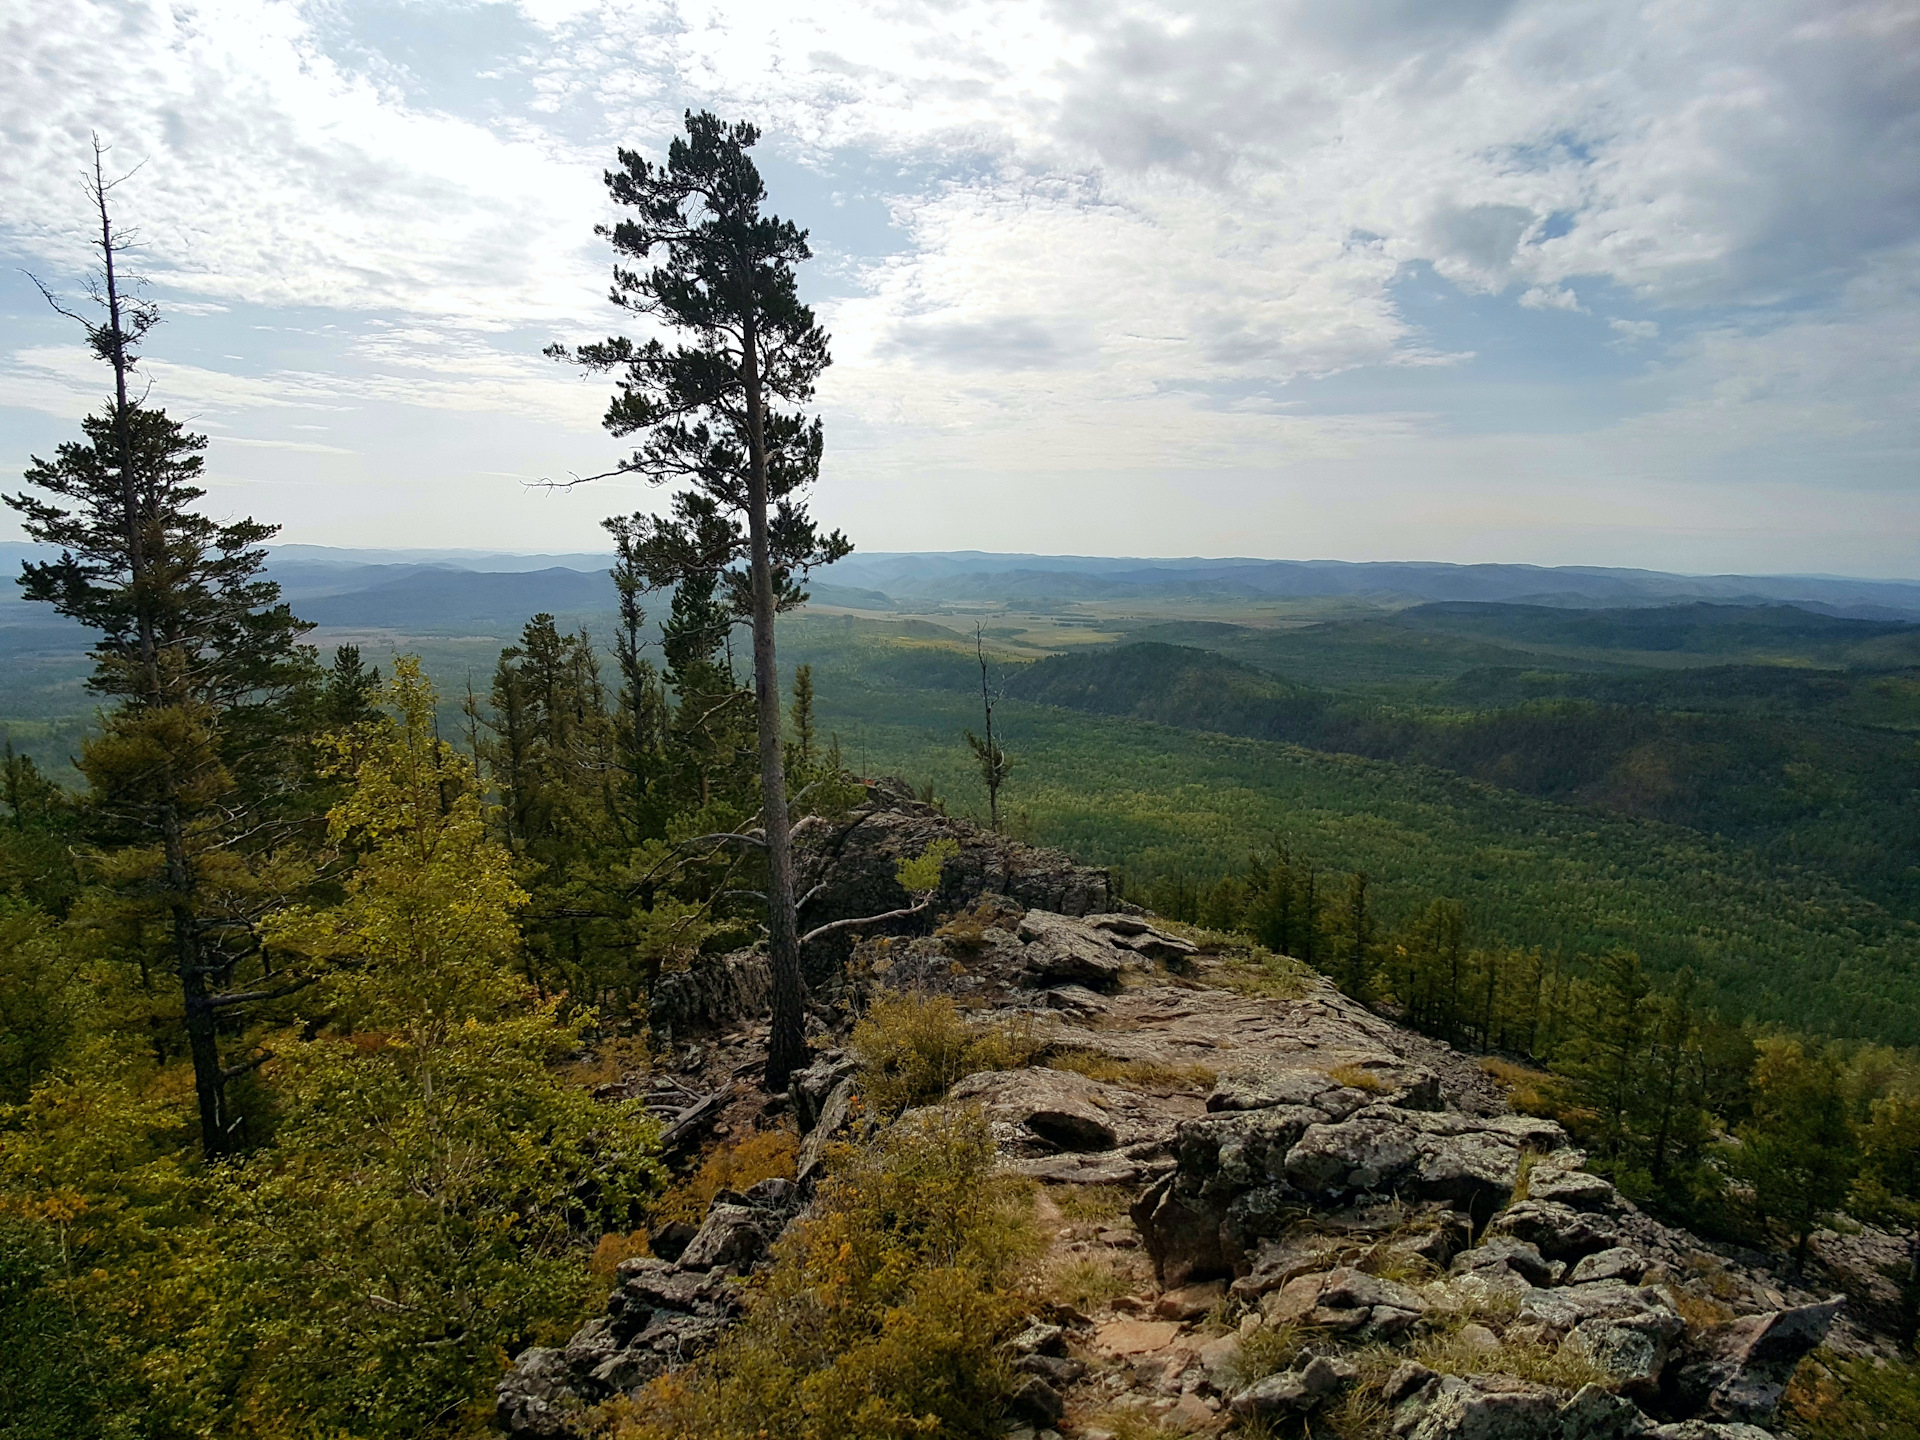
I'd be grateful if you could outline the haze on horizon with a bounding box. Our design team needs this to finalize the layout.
[2,0,1916,578]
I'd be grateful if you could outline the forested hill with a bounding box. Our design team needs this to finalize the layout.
[1002,628,1920,921]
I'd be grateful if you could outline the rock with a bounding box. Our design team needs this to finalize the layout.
[1009,1320,1067,1357]
[1564,1310,1687,1399]
[1018,1354,1087,1385]
[1571,1247,1648,1285]
[495,1347,580,1438]
[795,1075,856,1184]
[1229,1355,1355,1417]
[1451,1237,1560,1288]
[1017,912,1133,989]
[1095,1318,1182,1355]
[1284,1108,1568,1217]
[1383,1360,1439,1407]
[1318,1265,1427,1315]
[1229,1232,1347,1298]
[1391,1374,1562,1439]
[790,1052,860,1133]
[949,1067,1120,1152]
[1526,1160,1624,1212]
[648,951,772,1039]
[1112,928,1200,965]
[646,1219,697,1263]
[675,1201,767,1272]
[1486,1199,1620,1262]
[1011,1152,1155,1185]
[1155,1279,1227,1320]
[1196,1333,1242,1379]
[1458,1323,1501,1351]
[1555,1383,1658,1438]
[1649,1425,1779,1440]
[1043,984,1110,1015]
[1262,1272,1330,1324]
[1387,1212,1475,1268]
[1669,1296,1844,1424]
[1518,1281,1680,1337]
[1009,1375,1067,1425]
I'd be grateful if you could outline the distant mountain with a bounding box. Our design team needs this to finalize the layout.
[295,567,617,630]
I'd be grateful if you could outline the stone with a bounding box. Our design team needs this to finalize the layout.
[1009,1320,1067,1356]
[1229,1356,1355,1418]
[1649,1425,1779,1440]
[1018,1354,1088,1385]
[795,1075,856,1184]
[1043,984,1110,1015]
[1009,1375,1067,1425]
[646,1219,697,1263]
[1564,1311,1686,1399]
[1262,1272,1328,1324]
[1017,911,1132,989]
[495,1348,580,1439]
[1486,1199,1620,1262]
[1382,1360,1439,1407]
[1518,1281,1679,1338]
[675,1202,768,1272]
[1555,1384,1657,1438]
[1167,1393,1215,1429]
[1526,1162,1624,1212]
[1197,1333,1242,1379]
[1096,1318,1182,1355]
[1229,1232,1347,1299]
[1318,1265,1426,1315]
[1670,1296,1844,1424]
[1155,1279,1228,1320]
[1458,1323,1501,1351]
[1391,1374,1562,1440]
[789,1052,860,1134]
[950,1067,1120,1152]
[1571,1247,1648,1285]
[1451,1237,1560,1288]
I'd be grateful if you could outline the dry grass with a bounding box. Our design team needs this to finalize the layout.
[1043,1253,1135,1310]
[1210,945,1315,1000]
[1093,1409,1200,1440]
[1217,1321,1312,1391]
[1507,1150,1541,1206]
[1477,1057,1565,1119]
[1326,1063,1386,1093]
[1045,1046,1218,1092]
[849,991,1046,1114]
[1666,1284,1737,1331]
[1047,1183,1133,1223]
[1412,1326,1613,1391]
[590,1229,652,1280]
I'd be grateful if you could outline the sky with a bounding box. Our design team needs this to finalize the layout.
[1,0,1916,576]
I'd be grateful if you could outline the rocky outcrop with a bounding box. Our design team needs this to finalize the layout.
[648,951,772,1039]
[1667,1297,1848,1423]
[495,1178,801,1439]
[793,784,1116,980]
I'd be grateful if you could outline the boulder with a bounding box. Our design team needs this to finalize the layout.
[1229,1232,1348,1299]
[1486,1199,1621,1262]
[1451,1237,1560,1288]
[949,1066,1120,1152]
[1571,1247,1648,1286]
[1391,1374,1562,1439]
[1230,1355,1356,1417]
[495,1347,580,1439]
[1526,1160,1625,1213]
[1565,1309,1687,1400]
[796,1075,856,1184]
[675,1201,768,1272]
[1008,1375,1066,1425]
[1668,1296,1844,1424]
[1016,912,1133,989]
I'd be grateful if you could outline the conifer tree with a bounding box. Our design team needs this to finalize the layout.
[552,113,851,1089]
[7,140,315,1158]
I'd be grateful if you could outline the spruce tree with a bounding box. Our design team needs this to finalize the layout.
[7,140,315,1158]
[552,113,850,1089]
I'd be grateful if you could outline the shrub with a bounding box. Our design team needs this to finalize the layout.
[850,992,1034,1115]
[615,1107,1040,1440]
[1326,1063,1386,1093]
[1782,1352,1920,1440]
[650,1128,799,1229]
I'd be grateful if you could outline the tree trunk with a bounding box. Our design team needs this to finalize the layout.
[741,320,807,1092]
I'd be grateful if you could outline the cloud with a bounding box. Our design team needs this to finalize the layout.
[1610,318,1660,340]
[1520,285,1585,312]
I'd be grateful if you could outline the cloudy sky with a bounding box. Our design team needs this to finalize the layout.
[2,0,1916,574]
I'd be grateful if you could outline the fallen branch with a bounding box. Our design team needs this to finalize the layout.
[799,896,935,947]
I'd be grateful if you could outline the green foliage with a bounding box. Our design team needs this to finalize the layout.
[1728,1039,1861,1267]
[849,991,1030,1116]
[895,837,959,895]
[1783,1352,1920,1440]
[616,1107,1037,1440]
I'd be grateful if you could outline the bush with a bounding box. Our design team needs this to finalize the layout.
[850,992,1034,1115]
[615,1107,1040,1440]
[649,1128,799,1230]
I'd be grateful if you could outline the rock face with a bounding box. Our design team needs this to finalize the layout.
[1668,1298,1848,1423]
[649,951,772,1040]
[495,1180,800,1439]
[793,783,1117,981]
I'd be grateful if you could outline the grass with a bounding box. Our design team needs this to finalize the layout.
[1210,951,1315,1001]
[1046,1183,1133,1223]
[1216,1322,1312,1391]
[1044,1047,1219,1092]
[1326,1063,1386,1093]
[1043,1253,1135,1310]
[848,991,1042,1115]
[1411,1325,1612,1391]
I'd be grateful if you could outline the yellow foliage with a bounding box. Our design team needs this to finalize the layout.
[850,992,1037,1115]
[615,1108,1039,1440]
[651,1129,799,1229]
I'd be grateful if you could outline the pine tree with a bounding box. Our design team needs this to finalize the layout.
[1731,1038,1859,1269]
[552,113,852,1090]
[7,141,316,1158]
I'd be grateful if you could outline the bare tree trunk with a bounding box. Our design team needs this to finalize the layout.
[976,623,999,833]
[741,320,807,1092]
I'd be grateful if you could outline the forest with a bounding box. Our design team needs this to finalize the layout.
[4,115,1920,1440]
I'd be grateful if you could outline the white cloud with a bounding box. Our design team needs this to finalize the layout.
[1520,285,1585,312]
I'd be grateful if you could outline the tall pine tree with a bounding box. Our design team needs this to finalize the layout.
[551,113,850,1089]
